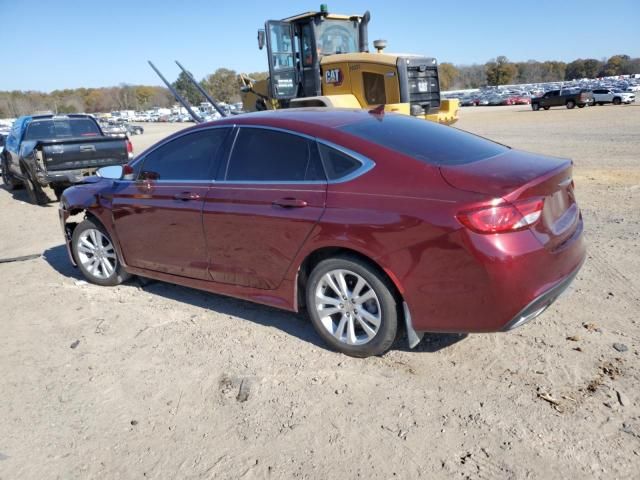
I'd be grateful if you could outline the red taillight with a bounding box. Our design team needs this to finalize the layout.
[457,198,545,234]
[126,139,133,153]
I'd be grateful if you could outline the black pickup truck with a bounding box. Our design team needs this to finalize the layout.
[1,114,131,204]
[531,89,594,110]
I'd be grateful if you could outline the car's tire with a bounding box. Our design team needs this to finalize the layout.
[72,218,131,287]
[23,175,49,205]
[1,156,22,190]
[612,97,621,105]
[578,104,585,108]
[566,100,576,109]
[543,106,550,110]
[53,186,65,201]
[306,255,398,358]
[531,103,540,111]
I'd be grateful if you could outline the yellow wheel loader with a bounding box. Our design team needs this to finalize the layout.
[239,5,458,124]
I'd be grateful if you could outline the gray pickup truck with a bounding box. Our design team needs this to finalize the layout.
[531,89,594,110]
[1,114,131,204]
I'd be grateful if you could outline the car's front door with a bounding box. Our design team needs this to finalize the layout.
[202,126,327,289]
[111,127,230,279]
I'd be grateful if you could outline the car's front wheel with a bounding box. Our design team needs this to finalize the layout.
[72,218,131,286]
[613,97,621,105]
[306,255,398,357]
[566,100,576,109]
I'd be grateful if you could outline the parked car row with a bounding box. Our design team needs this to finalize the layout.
[460,91,532,107]
[446,75,639,109]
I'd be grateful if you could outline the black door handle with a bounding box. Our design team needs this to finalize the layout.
[273,197,308,208]
[174,192,201,201]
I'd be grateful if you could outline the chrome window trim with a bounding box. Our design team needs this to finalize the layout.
[219,125,375,185]
[316,139,376,185]
[120,123,376,185]
[134,179,215,184]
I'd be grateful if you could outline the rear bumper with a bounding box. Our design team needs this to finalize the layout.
[396,213,586,334]
[500,257,583,331]
[37,168,99,186]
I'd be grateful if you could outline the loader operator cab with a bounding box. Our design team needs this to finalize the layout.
[259,5,367,101]
[250,4,453,123]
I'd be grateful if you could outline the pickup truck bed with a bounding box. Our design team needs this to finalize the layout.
[34,136,129,185]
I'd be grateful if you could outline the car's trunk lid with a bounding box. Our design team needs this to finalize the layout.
[440,150,579,250]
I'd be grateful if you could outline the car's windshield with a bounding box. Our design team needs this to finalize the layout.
[340,114,508,166]
[316,19,359,55]
[23,118,100,141]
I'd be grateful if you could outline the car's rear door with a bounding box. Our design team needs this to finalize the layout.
[202,126,327,289]
[111,127,230,279]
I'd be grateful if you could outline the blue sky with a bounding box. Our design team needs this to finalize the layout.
[1,0,638,92]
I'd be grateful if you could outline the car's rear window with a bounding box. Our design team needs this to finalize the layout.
[339,114,507,166]
[24,118,100,141]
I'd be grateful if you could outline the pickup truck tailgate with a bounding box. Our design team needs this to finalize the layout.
[39,137,128,171]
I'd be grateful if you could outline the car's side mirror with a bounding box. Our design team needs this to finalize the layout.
[96,165,123,179]
[257,29,265,50]
[96,164,135,180]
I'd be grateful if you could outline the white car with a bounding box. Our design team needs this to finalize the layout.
[592,88,635,105]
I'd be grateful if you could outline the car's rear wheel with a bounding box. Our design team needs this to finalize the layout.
[543,106,550,110]
[1,157,22,190]
[613,97,621,105]
[72,218,131,286]
[566,100,576,109]
[578,104,585,108]
[23,175,50,205]
[306,256,398,357]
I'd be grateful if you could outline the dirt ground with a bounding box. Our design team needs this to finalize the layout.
[0,105,638,479]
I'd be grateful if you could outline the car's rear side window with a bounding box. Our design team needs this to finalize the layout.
[226,128,324,182]
[318,143,362,180]
[339,114,507,166]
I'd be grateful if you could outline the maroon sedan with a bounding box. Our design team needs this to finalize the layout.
[59,109,585,357]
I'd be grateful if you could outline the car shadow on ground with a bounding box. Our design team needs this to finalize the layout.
[42,244,328,351]
[43,243,466,355]
[1,184,57,207]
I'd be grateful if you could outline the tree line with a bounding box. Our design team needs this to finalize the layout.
[0,85,175,119]
[1,54,638,117]
[0,68,268,118]
[439,54,640,90]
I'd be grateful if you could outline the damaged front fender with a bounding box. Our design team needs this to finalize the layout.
[58,180,111,267]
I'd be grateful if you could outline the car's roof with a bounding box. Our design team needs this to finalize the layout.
[225,108,371,129]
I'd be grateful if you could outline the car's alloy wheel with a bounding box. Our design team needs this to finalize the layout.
[306,256,398,357]
[314,269,382,346]
[72,218,131,286]
[613,97,621,105]
[566,100,575,109]
[77,228,117,280]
